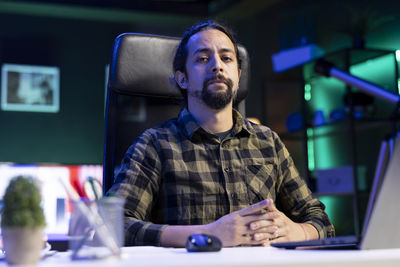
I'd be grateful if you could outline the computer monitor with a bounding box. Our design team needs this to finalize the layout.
[0,164,103,236]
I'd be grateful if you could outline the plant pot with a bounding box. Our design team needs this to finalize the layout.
[2,227,44,265]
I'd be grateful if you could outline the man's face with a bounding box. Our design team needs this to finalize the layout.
[176,29,241,110]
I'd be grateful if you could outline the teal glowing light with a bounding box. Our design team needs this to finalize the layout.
[304,83,312,101]
[307,128,315,171]
[318,196,335,223]
[398,78,400,95]
[396,50,400,62]
[318,195,355,235]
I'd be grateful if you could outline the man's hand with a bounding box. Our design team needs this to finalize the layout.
[247,199,318,246]
[204,199,274,247]
[160,198,318,247]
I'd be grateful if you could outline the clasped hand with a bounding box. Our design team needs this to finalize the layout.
[205,199,307,247]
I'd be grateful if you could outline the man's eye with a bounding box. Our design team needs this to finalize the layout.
[197,57,208,63]
[222,56,233,62]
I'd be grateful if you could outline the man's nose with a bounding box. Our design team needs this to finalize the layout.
[210,56,223,73]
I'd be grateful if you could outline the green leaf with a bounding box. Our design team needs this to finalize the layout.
[1,176,46,228]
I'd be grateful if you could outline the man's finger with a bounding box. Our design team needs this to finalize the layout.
[248,210,280,220]
[238,199,270,216]
[266,198,278,212]
[249,220,278,232]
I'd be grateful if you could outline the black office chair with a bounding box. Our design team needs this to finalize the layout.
[103,33,250,193]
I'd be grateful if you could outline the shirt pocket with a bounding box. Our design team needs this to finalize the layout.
[244,161,277,204]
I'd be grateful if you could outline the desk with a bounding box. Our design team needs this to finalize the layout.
[2,246,400,267]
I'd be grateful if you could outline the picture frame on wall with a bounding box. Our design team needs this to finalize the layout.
[1,63,60,113]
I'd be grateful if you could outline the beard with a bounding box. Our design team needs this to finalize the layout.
[201,74,235,110]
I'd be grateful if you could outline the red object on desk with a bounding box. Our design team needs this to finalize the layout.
[69,166,87,198]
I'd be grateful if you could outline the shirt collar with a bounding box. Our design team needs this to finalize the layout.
[232,109,254,136]
[177,107,253,140]
[177,107,202,139]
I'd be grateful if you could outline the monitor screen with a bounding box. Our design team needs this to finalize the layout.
[0,164,103,235]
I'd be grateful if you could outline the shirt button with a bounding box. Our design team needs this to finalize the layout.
[231,193,235,198]
[224,167,230,172]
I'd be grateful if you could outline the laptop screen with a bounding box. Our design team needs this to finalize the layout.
[0,164,103,236]
[361,138,391,239]
[361,138,400,249]
[270,135,400,250]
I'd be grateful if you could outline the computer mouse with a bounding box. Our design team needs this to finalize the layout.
[185,234,222,252]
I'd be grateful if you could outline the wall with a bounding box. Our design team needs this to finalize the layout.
[0,0,397,166]
[0,13,191,164]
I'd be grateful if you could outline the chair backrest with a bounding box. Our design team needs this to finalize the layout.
[103,33,250,193]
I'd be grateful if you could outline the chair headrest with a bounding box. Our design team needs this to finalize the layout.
[108,33,250,104]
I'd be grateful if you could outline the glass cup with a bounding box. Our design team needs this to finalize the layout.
[68,197,125,259]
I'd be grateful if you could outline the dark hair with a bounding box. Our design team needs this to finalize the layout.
[173,20,242,96]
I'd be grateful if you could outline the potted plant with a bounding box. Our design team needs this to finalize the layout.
[1,176,46,265]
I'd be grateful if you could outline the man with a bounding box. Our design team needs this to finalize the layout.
[108,21,335,247]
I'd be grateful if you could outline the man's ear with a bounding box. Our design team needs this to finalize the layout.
[175,71,188,89]
[238,68,242,78]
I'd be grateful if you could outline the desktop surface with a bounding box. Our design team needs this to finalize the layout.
[2,246,400,267]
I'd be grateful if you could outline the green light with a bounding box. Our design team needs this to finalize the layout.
[304,83,312,101]
[398,78,400,95]
[318,196,335,222]
[396,50,400,61]
[307,128,315,171]
[318,195,355,235]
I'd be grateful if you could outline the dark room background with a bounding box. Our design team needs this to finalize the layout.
[0,0,399,236]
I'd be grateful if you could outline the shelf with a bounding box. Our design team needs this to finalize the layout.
[311,118,393,138]
[313,191,369,198]
[299,47,398,236]
[279,117,395,140]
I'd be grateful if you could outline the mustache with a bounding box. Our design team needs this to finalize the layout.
[204,74,233,88]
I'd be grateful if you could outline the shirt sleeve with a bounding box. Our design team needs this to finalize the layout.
[107,131,168,246]
[272,131,335,238]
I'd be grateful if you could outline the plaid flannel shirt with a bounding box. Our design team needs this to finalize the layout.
[108,107,335,246]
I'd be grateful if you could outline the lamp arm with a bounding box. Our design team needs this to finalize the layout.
[314,59,400,106]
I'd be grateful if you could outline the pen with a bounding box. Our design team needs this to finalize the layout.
[83,176,103,201]
[59,178,121,257]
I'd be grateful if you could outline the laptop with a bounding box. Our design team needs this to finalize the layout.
[272,137,400,250]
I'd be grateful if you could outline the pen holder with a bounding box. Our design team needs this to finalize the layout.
[68,197,125,259]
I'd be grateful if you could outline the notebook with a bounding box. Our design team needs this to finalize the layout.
[272,137,400,250]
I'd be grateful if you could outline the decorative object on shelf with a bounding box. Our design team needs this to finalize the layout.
[1,176,46,265]
[343,91,375,119]
[316,166,367,194]
[329,108,347,122]
[286,112,304,132]
[313,109,326,126]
